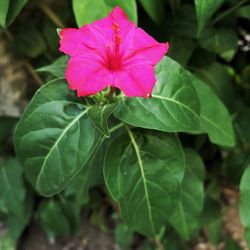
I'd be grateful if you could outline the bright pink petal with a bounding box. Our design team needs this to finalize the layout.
[113,64,156,97]
[59,27,106,60]
[65,57,112,96]
[123,28,169,66]
[91,7,136,49]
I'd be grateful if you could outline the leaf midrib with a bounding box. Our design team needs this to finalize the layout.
[35,107,90,189]
[126,127,156,235]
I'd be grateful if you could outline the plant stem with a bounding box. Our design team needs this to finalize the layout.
[108,87,116,98]
[38,3,65,28]
[212,0,249,24]
[109,122,124,133]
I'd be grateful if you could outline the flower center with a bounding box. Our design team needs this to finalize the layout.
[106,23,122,71]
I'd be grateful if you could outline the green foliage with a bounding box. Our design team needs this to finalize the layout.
[115,57,201,133]
[1,0,250,248]
[169,149,205,240]
[37,56,68,78]
[72,0,137,26]
[0,0,27,29]
[195,0,224,36]
[14,79,102,196]
[104,132,184,236]
[240,165,250,248]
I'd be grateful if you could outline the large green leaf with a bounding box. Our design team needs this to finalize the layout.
[114,57,201,133]
[191,75,235,147]
[0,0,9,28]
[240,165,250,248]
[169,149,205,240]
[195,0,224,36]
[0,158,25,215]
[104,131,184,236]
[72,0,137,27]
[14,79,101,196]
[138,0,165,24]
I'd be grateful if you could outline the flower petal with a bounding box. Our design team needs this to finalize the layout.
[65,57,112,96]
[123,28,169,66]
[91,7,136,48]
[113,64,156,97]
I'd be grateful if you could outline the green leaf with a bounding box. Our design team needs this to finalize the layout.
[191,75,235,147]
[114,57,201,133]
[238,5,250,20]
[138,0,165,24]
[169,149,205,240]
[14,79,101,196]
[167,4,197,39]
[195,0,224,36]
[88,103,117,138]
[72,0,137,27]
[199,28,238,62]
[6,0,27,27]
[37,56,68,78]
[104,131,184,236]
[64,138,105,206]
[39,200,71,240]
[0,158,25,215]
[0,0,9,28]
[240,165,250,248]
[115,223,133,250]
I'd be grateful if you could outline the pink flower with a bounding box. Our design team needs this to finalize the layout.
[59,7,168,98]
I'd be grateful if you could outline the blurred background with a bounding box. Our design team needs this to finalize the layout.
[0,0,250,249]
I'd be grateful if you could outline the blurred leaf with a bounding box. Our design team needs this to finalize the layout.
[88,103,117,138]
[115,223,133,250]
[195,0,224,36]
[194,62,235,107]
[114,57,201,133]
[224,236,242,250]
[234,107,250,145]
[167,5,197,39]
[138,0,165,24]
[0,0,9,28]
[199,28,238,62]
[37,56,68,78]
[191,73,235,147]
[72,0,137,27]
[240,164,250,248]
[39,199,71,240]
[169,149,205,240]
[238,5,250,20]
[14,79,101,196]
[13,22,46,58]
[168,37,196,66]
[207,217,222,245]
[222,152,250,185]
[5,0,27,27]
[104,132,184,236]
[0,158,25,215]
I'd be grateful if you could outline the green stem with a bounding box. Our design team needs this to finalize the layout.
[109,122,124,134]
[212,0,249,24]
